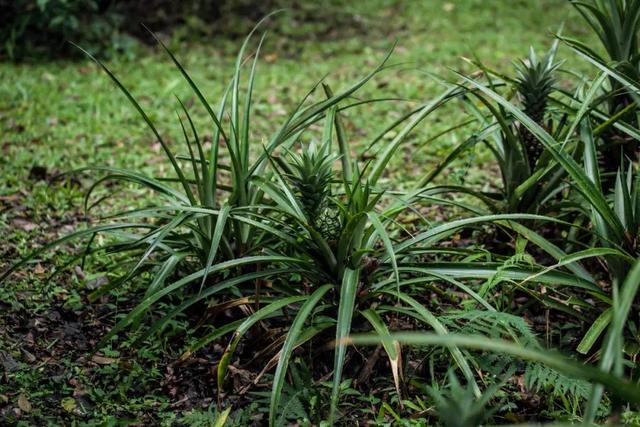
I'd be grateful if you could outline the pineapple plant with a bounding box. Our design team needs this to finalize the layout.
[449,43,567,214]
[282,142,342,242]
[569,0,640,171]
[513,47,560,169]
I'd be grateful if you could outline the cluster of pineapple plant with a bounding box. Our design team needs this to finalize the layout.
[2,25,500,425]
[5,4,640,425]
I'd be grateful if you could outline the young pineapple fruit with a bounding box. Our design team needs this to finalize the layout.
[285,143,341,242]
[514,47,560,169]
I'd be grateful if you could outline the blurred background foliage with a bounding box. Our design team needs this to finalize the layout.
[0,0,380,60]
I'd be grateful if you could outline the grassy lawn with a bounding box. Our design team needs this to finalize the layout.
[0,0,604,424]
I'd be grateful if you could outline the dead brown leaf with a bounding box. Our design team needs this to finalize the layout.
[12,219,38,232]
[91,355,118,365]
[18,393,32,413]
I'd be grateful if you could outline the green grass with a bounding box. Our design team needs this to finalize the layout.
[0,0,602,424]
[0,0,590,184]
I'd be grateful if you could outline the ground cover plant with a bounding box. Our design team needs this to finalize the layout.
[2,1,640,426]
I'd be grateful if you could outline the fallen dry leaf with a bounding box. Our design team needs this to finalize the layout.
[22,349,36,363]
[18,393,32,413]
[264,53,278,63]
[12,219,38,232]
[443,2,455,12]
[91,355,118,365]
